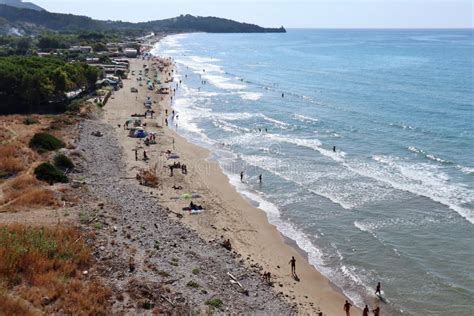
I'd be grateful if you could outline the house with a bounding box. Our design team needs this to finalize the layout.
[69,46,93,53]
[124,48,138,58]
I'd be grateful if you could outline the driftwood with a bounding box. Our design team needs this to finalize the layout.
[87,215,98,224]
[160,295,175,307]
[227,272,249,295]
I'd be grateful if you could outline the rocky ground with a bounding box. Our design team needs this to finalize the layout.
[74,118,296,315]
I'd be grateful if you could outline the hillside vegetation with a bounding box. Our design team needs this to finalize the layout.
[0,5,286,34]
[0,56,99,113]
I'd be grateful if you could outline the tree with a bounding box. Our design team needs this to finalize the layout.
[92,42,107,52]
[16,37,32,55]
[38,36,66,51]
[50,68,70,96]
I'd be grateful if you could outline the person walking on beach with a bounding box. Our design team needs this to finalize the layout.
[343,300,352,316]
[333,146,336,152]
[258,174,262,183]
[363,305,369,316]
[240,171,244,182]
[375,282,381,296]
[289,256,296,276]
[372,306,380,316]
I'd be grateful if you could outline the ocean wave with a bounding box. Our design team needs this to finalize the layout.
[239,154,386,210]
[201,74,246,90]
[293,114,319,123]
[389,122,416,131]
[407,146,451,164]
[261,115,290,128]
[236,91,263,101]
[212,119,251,134]
[189,56,221,63]
[456,165,474,175]
[368,155,474,224]
[266,134,346,162]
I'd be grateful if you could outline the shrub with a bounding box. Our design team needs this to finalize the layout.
[34,163,68,184]
[29,133,64,152]
[192,268,200,275]
[23,117,39,125]
[186,281,200,288]
[206,298,223,308]
[54,154,74,170]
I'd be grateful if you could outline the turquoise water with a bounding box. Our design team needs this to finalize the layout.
[152,29,474,315]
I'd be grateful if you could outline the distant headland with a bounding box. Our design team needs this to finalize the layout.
[0,3,286,35]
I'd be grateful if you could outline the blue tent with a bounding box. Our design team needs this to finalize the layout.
[134,129,147,138]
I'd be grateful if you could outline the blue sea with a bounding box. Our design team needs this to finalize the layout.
[152,29,474,315]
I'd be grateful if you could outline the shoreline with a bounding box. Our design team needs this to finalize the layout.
[103,51,362,314]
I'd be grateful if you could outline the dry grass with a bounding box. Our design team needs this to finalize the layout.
[0,145,26,174]
[0,126,13,144]
[1,174,59,212]
[0,225,111,315]
[0,157,24,174]
[4,174,39,193]
[0,292,34,316]
[9,188,58,209]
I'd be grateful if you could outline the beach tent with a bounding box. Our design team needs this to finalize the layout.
[134,129,147,138]
[128,126,146,137]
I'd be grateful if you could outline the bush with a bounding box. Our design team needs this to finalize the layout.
[206,298,223,309]
[66,97,88,113]
[186,281,200,288]
[54,154,74,170]
[34,163,68,184]
[29,133,64,152]
[23,117,39,125]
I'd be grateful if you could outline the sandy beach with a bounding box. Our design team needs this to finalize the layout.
[102,54,361,315]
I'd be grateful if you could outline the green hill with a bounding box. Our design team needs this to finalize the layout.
[0,5,286,34]
[0,0,44,11]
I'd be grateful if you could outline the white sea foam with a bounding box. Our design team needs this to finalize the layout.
[201,74,246,90]
[212,119,251,134]
[367,155,474,224]
[189,56,221,63]
[266,134,346,162]
[457,165,474,174]
[294,114,319,123]
[261,115,290,128]
[408,146,450,164]
[236,91,263,101]
[239,154,389,210]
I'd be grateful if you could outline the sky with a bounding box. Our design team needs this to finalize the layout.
[32,0,473,28]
